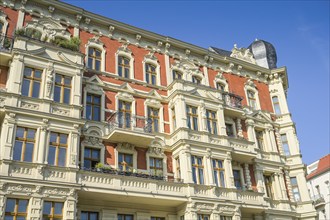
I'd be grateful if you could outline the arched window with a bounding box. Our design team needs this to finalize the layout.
[88,47,101,71]
[145,63,157,85]
[216,82,225,91]
[247,90,257,110]
[25,28,42,40]
[172,70,182,80]
[118,56,130,78]
[272,96,281,115]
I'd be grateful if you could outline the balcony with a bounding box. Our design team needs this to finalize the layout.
[105,112,155,146]
[0,34,14,66]
[229,138,256,162]
[312,194,326,208]
[222,92,243,109]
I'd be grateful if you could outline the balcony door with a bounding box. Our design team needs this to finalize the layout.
[118,100,132,129]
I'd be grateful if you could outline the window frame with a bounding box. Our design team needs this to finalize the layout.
[117,56,131,78]
[172,70,183,80]
[186,105,199,131]
[83,147,101,169]
[54,73,72,104]
[191,155,205,185]
[21,66,43,98]
[13,126,36,162]
[42,201,64,220]
[118,100,132,129]
[5,198,29,220]
[147,106,160,132]
[192,75,202,85]
[290,177,301,202]
[87,47,102,71]
[118,214,134,220]
[86,93,102,121]
[81,211,99,220]
[272,96,282,115]
[48,132,68,167]
[212,159,226,187]
[145,63,157,85]
[281,133,290,156]
[197,214,210,220]
[206,109,218,135]
[118,152,134,171]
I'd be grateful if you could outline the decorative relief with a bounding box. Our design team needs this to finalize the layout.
[194,202,214,211]
[52,106,69,116]
[7,184,34,194]
[189,134,201,141]
[218,205,235,212]
[46,64,54,98]
[43,188,67,196]
[147,146,164,157]
[21,101,39,110]
[230,44,256,64]
[117,143,135,152]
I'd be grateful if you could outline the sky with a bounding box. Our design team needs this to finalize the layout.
[62,0,329,165]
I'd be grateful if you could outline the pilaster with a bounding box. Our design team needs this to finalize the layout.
[254,164,265,193]
[205,148,215,186]
[225,152,235,188]
[245,119,256,142]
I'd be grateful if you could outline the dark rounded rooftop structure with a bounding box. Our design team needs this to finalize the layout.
[248,39,277,69]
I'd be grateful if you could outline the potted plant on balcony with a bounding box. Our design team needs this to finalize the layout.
[95,163,104,172]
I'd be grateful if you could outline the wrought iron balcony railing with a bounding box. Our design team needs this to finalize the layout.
[107,112,153,133]
[221,92,243,109]
[311,194,325,206]
[0,34,14,52]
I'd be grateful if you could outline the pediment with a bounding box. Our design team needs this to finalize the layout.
[147,89,162,100]
[87,75,104,86]
[119,83,136,94]
[250,111,273,123]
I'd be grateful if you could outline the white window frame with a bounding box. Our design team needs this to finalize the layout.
[115,92,136,127]
[83,79,105,122]
[144,98,163,133]
[214,72,229,92]
[170,66,185,82]
[115,143,137,171]
[232,165,245,190]
[225,117,237,137]
[115,44,135,79]
[85,38,106,72]
[143,52,160,86]
[271,95,282,115]
[81,128,105,168]
[45,129,70,167]
[244,79,260,110]
[146,141,167,176]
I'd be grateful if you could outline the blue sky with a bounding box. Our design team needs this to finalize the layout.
[62,0,329,165]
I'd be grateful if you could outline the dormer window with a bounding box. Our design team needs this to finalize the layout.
[88,47,101,71]
[118,56,130,78]
[145,63,157,85]
[192,75,201,85]
[172,70,182,80]
[216,82,225,91]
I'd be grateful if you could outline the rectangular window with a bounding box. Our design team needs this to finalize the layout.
[172,70,182,80]
[264,175,274,199]
[233,170,242,189]
[192,76,201,85]
[5,198,28,220]
[206,110,218,135]
[118,100,132,129]
[247,90,257,110]
[48,132,68,167]
[43,201,64,220]
[54,74,71,104]
[225,123,234,137]
[175,157,181,180]
[151,217,165,220]
[81,211,99,220]
[84,148,100,169]
[118,153,133,171]
[22,67,42,98]
[13,127,36,162]
[197,214,210,220]
[118,56,130,78]
[86,94,101,121]
[191,155,204,184]
[290,177,301,202]
[220,216,232,220]
[186,105,198,131]
[118,214,134,220]
[145,63,157,85]
[216,82,225,91]
[88,48,101,71]
[281,134,290,156]
[256,130,264,150]
[272,96,281,115]
[147,107,159,132]
[212,159,225,187]
[171,107,176,131]
[150,157,163,176]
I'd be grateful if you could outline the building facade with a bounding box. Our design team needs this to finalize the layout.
[306,154,330,220]
[0,0,317,219]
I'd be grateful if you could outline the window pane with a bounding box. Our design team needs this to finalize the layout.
[5,216,14,220]
[18,199,28,212]
[5,199,16,212]
[86,105,92,120]
[60,134,67,144]
[84,160,91,168]
[55,75,62,83]
[92,149,100,159]
[34,70,42,79]
[90,213,98,220]
[93,107,100,121]
[63,88,70,104]
[16,127,25,138]
[125,68,129,78]
[27,129,35,139]
[48,146,56,165]
[95,60,100,71]
[43,201,52,214]
[32,81,40,98]
[54,202,63,215]
[64,77,71,85]
[81,212,88,220]
[118,67,122,77]
[24,68,32,77]
[88,58,93,68]
[50,133,57,143]
[13,141,23,161]
[54,86,61,102]
[24,142,34,162]
[22,79,30,96]
[94,96,101,104]
[16,217,26,220]
[58,148,66,166]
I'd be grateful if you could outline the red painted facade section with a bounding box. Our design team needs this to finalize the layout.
[165,152,173,173]
[207,68,218,88]
[0,66,8,88]
[104,142,116,166]
[249,165,257,191]
[0,6,18,35]
[136,147,147,170]
[254,80,274,113]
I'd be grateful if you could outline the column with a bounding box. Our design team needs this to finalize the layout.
[65,190,78,220]
[29,196,43,220]
[269,128,277,152]
[254,164,264,193]
[225,152,235,188]
[205,148,215,186]
[177,96,187,128]
[218,106,226,136]
[37,119,49,163]
[203,66,210,86]
[273,173,283,200]
[279,171,289,200]
[244,163,252,190]
[264,127,273,152]
[17,10,25,30]
[179,145,193,183]
[245,119,256,142]
[165,53,171,86]
[236,118,243,138]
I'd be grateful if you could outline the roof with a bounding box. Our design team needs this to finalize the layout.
[208,46,232,57]
[306,154,330,180]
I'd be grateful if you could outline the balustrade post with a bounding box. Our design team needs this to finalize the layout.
[236,118,243,138]
[245,119,256,143]
[254,164,265,193]
[244,163,252,190]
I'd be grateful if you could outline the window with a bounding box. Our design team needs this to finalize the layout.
[216,82,225,91]
[197,214,210,220]
[88,47,101,71]
[272,96,281,115]
[175,157,181,180]
[25,28,42,40]
[290,177,301,202]
[84,148,100,169]
[225,123,234,137]
[171,107,176,131]
[212,159,225,187]
[247,90,257,110]
[0,22,3,33]
[186,105,198,131]
[264,175,274,199]
[118,100,132,129]
[118,56,130,78]
[86,94,101,121]
[172,70,182,80]
[118,153,133,171]
[5,198,28,220]
[281,134,290,156]
[22,67,42,98]
[206,110,218,135]
[192,155,204,184]
[192,75,201,85]
[150,157,163,175]
[13,127,36,162]
[233,170,242,189]
[180,216,185,220]
[145,63,157,85]
[48,132,68,166]
[256,131,264,150]
[81,211,99,220]
[220,216,232,220]
[43,201,63,220]
[54,74,71,104]
[151,217,165,220]
[118,214,134,220]
[147,107,159,132]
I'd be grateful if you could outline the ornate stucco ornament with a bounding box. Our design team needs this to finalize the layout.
[230,44,256,64]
